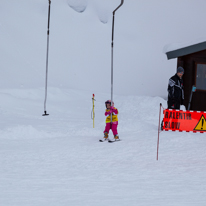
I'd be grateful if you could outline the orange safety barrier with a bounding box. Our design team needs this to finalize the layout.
[162,109,206,133]
[157,104,206,161]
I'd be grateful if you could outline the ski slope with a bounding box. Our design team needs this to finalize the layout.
[0,88,206,206]
[1,0,206,205]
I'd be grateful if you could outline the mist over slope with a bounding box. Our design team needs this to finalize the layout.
[1,0,206,97]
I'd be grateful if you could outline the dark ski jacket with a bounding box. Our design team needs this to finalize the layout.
[167,73,184,103]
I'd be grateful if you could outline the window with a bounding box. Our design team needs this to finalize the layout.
[196,64,206,90]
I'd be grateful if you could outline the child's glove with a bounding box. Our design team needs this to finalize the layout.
[105,110,112,116]
[110,106,114,110]
[111,107,118,115]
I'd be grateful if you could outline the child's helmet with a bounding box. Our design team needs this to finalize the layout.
[105,100,114,107]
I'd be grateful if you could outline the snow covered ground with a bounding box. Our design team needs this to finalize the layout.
[1,0,206,205]
[0,88,206,206]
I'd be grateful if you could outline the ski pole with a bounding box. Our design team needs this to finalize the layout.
[111,0,124,122]
[43,0,51,116]
[188,85,196,110]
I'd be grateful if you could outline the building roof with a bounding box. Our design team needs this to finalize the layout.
[166,41,206,60]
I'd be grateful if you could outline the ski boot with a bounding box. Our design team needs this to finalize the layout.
[114,135,120,141]
[99,132,109,142]
[108,135,120,142]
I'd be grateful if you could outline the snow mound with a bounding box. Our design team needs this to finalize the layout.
[0,125,61,140]
[67,0,88,13]
[92,1,111,24]
[96,10,109,24]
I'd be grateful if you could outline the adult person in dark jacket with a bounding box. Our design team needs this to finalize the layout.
[167,66,184,109]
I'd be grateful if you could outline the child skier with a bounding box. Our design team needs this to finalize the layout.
[100,100,119,142]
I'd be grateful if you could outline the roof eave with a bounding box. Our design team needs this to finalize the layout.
[166,41,206,60]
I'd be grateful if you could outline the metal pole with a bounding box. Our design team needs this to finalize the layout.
[43,0,51,116]
[111,0,124,121]
[157,103,162,160]
[92,94,95,128]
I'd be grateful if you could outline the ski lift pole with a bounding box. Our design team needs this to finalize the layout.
[43,0,51,116]
[111,0,124,122]
[91,94,95,128]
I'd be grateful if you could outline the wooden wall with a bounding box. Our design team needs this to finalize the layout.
[177,50,206,111]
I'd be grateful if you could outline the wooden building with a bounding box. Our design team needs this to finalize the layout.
[166,41,206,111]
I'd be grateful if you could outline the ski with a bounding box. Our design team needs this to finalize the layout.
[108,139,121,143]
[99,139,109,142]
[99,138,121,142]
